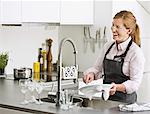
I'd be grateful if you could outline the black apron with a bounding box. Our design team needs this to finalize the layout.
[103,39,137,104]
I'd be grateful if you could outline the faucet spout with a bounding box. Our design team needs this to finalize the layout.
[56,37,77,107]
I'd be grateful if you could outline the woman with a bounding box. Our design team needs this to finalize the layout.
[83,10,145,103]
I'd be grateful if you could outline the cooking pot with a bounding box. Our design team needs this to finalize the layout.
[14,68,32,79]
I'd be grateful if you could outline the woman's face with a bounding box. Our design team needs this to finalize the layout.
[111,18,131,43]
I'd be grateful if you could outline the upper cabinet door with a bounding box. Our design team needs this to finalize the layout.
[0,0,21,24]
[22,0,60,23]
[60,0,94,25]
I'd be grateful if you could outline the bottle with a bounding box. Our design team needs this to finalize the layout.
[42,50,47,72]
[33,62,40,73]
[38,48,43,73]
[33,61,40,81]
[41,43,47,72]
[46,39,53,74]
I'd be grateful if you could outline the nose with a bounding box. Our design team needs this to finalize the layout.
[111,26,116,32]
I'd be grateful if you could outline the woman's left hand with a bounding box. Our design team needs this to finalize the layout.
[109,82,117,95]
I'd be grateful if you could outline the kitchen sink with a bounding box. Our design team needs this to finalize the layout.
[41,93,122,110]
[41,93,83,107]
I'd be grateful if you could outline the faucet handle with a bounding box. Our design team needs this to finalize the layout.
[62,65,78,79]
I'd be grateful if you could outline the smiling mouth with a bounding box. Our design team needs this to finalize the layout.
[113,35,118,37]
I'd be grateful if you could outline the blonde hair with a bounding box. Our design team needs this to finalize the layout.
[113,10,141,47]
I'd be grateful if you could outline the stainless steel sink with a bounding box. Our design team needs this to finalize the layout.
[41,92,122,110]
[41,94,83,107]
[82,98,123,110]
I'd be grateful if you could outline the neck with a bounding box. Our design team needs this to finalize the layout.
[116,36,130,44]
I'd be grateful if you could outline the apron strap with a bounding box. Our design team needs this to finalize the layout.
[104,42,115,59]
[114,39,133,60]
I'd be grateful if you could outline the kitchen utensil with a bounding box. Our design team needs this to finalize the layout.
[14,68,32,79]
[83,26,96,53]
[97,28,102,48]
[83,27,89,53]
[103,26,107,43]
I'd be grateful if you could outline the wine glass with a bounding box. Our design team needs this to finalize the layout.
[60,89,75,110]
[35,82,43,104]
[27,81,38,104]
[66,89,75,107]
[19,79,29,105]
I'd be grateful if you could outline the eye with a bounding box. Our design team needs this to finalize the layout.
[116,25,120,29]
[111,24,120,29]
[111,24,115,29]
[112,24,115,27]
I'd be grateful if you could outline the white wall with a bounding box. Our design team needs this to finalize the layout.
[0,24,58,74]
[59,1,112,72]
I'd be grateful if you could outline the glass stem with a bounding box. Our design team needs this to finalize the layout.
[38,93,41,102]
[24,93,26,101]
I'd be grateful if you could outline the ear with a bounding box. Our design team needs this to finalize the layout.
[127,28,132,35]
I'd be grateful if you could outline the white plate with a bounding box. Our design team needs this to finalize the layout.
[79,85,100,93]
[79,84,112,100]
[79,85,102,100]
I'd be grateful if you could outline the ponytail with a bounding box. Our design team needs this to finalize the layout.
[131,24,141,47]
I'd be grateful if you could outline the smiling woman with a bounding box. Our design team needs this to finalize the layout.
[83,10,145,104]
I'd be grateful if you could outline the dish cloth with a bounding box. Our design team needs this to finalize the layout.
[119,103,150,112]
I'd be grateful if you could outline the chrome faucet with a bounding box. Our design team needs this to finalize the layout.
[56,37,77,107]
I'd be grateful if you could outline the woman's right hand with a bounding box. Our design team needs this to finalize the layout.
[83,72,95,84]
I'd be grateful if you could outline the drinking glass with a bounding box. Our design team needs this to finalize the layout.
[60,89,75,110]
[27,81,38,104]
[35,82,43,104]
[19,79,29,105]
[66,89,74,106]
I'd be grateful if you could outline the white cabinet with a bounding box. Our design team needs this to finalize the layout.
[60,0,94,25]
[22,0,60,23]
[0,0,21,24]
[0,0,93,25]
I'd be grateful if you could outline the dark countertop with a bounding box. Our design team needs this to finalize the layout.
[0,78,149,114]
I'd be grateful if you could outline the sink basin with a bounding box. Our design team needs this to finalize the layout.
[41,92,122,110]
[82,98,122,110]
[41,94,83,107]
